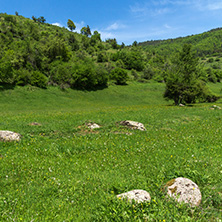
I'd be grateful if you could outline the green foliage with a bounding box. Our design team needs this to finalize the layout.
[81,25,91,37]
[142,64,155,80]
[46,37,71,62]
[164,44,218,104]
[106,38,119,49]
[32,16,46,23]
[0,49,15,83]
[97,52,108,63]
[111,50,144,71]
[140,28,222,58]
[67,19,76,31]
[30,70,48,88]
[14,69,31,86]
[110,67,128,85]
[0,12,222,92]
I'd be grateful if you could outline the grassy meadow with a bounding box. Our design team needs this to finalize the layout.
[0,82,222,221]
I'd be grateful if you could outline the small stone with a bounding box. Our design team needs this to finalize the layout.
[117,189,151,203]
[0,130,21,142]
[29,122,42,126]
[211,105,221,110]
[119,120,146,131]
[86,122,101,129]
[179,104,185,107]
[165,177,202,207]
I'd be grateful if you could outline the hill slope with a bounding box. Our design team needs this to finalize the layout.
[139,28,222,57]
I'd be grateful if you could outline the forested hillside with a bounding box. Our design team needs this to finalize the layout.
[139,28,222,57]
[0,13,145,89]
[0,13,222,99]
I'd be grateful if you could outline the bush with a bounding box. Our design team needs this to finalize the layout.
[131,69,138,80]
[50,62,72,86]
[97,52,108,63]
[71,61,108,90]
[208,58,214,63]
[95,65,108,87]
[14,69,31,86]
[30,71,48,88]
[142,65,155,80]
[110,67,128,85]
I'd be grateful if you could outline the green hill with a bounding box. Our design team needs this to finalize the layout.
[0,13,145,89]
[0,13,222,95]
[139,27,222,58]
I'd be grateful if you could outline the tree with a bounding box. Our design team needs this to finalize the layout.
[67,19,76,31]
[0,50,14,84]
[38,16,46,23]
[32,16,37,22]
[81,25,91,37]
[132,41,138,47]
[164,44,217,105]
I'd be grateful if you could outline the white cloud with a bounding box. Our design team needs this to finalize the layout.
[130,2,171,18]
[200,1,222,11]
[52,22,63,27]
[99,31,114,40]
[164,24,172,29]
[106,22,126,31]
[74,21,85,33]
[152,8,170,16]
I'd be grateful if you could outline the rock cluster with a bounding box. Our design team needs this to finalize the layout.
[117,190,151,203]
[117,177,202,208]
[210,105,221,110]
[0,130,21,142]
[119,120,146,131]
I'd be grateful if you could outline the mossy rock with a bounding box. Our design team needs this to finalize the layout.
[164,177,202,207]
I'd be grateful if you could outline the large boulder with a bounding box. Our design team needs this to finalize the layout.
[165,177,202,207]
[0,130,21,142]
[119,120,146,131]
[117,189,151,203]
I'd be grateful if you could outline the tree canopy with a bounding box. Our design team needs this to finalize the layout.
[164,44,217,104]
[67,19,76,31]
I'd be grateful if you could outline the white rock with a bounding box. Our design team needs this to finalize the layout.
[117,189,151,203]
[86,123,100,129]
[0,130,21,142]
[119,120,146,131]
[165,177,202,207]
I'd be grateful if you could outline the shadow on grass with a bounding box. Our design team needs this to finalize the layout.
[70,84,109,92]
[0,83,15,91]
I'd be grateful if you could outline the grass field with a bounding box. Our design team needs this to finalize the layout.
[1,82,222,221]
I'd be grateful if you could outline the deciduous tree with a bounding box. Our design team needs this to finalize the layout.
[67,19,76,31]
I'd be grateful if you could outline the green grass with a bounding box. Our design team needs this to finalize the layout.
[1,82,222,221]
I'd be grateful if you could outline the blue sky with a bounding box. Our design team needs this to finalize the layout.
[1,0,222,45]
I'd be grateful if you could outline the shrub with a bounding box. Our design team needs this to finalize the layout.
[142,65,155,80]
[208,58,214,63]
[131,69,138,80]
[97,52,108,63]
[14,69,31,86]
[110,67,128,85]
[30,71,48,88]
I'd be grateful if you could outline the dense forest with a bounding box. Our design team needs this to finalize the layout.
[0,13,222,103]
